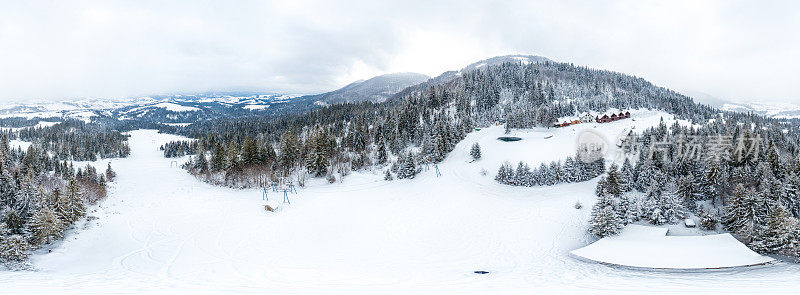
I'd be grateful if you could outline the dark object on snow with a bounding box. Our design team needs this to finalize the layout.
[264,205,275,212]
[497,136,522,142]
[474,270,489,274]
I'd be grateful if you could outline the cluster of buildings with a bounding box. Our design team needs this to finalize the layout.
[553,111,631,128]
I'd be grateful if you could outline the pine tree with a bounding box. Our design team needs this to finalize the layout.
[724,184,763,241]
[620,158,634,192]
[783,172,800,218]
[62,178,86,224]
[305,129,331,177]
[589,193,623,237]
[193,146,208,173]
[29,206,63,245]
[384,169,393,181]
[105,163,116,182]
[278,131,299,173]
[676,175,697,212]
[750,204,796,254]
[470,143,482,161]
[0,234,31,263]
[376,140,388,165]
[15,172,40,218]
[702,158,723,206]
[700,210,719,230]
[209,143,225,172]
[564,156,578,183]
[224,141,240,172]
[2,208,26,235]
[397,153,417,179]
[495,162,514,185]
[241,136,257,167]
[603,164,622,197]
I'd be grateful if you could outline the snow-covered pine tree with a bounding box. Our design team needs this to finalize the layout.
[397,153,417,179]
[634,160,653,192]
[750,204,796,255]
[563,156,578,183]
[589,193,623,238]
[514,162,530,186]
[783,172,800,218]
[105,162,117,181]
[620,158,634,192]
[495,161,514,185]
[676,175,697,212]
[702,158,723,207]
[0,234,31,263]
[15,172,40,218]
[305,129,331,177]
[604,164,622,197]
[241,136,258,167]
[63,178,86,224]
[724,184,763,241]
[700,210,719,230]
[209,143,225,172]
[29,206,63,245]
[470,143,482,161]
[384,169,393,181]
[376,140,388,165]
[278,131,300,173]
[2,208,26,235]
[224,141,240,172]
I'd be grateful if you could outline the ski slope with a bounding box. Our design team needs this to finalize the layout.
[2,111,800,293]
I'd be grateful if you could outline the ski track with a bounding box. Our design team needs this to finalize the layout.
[1,118,800,293]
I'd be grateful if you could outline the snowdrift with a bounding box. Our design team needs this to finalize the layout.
[571,225,775,270]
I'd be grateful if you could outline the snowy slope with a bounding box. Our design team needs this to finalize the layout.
[2,111,800,293]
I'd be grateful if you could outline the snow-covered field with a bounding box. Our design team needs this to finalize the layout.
[2,111,800,293]
[571,225,774,269]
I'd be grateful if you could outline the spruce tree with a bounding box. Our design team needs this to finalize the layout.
[209,143,225,172]
[105,163,116,182]
[63,178,86,224]
[376,141,388,165]
[470,143,482,161]
[589,193,623,238]
[0,234,31,263]
[397,153,417,179]
[384,169,393,181]
[305,130,331,177]
[724,184,763,240]
[676,175,697,212]
[750,205,795,254]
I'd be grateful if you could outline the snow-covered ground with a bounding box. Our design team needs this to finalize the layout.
[571,225,774,269]
[2,111,800,293]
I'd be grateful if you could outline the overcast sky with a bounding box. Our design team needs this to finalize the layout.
[1,0,798,104]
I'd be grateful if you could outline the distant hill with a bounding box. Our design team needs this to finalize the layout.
[303,72,430,106]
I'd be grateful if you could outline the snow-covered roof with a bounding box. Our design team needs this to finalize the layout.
[571,225,774,269]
